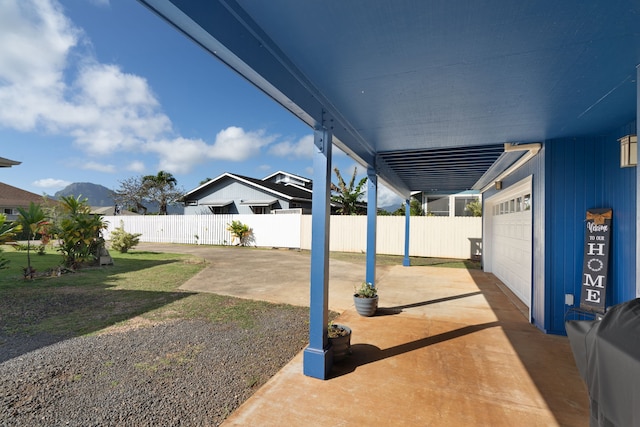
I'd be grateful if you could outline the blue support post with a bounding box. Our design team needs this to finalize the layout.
[366,167,378,286]
[303,127,333,379]
[636,65,640,299]
[403,198,411,266]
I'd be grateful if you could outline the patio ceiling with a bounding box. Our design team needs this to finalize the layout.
[139,0,640,196]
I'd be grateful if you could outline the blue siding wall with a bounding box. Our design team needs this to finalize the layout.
[545,123,637,334]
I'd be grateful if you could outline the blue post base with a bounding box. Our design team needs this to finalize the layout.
[303,346,333,379]
[403,256,411,267]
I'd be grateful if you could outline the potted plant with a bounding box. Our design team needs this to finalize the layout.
[353,281,378,316]
[328,322,351,361]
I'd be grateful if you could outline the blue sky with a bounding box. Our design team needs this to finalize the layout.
[0,0,403,208]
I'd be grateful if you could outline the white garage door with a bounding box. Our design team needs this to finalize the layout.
[485,176,532,308]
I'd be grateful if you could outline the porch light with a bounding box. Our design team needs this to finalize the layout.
[619,135,637,168]
[495,181,503,190]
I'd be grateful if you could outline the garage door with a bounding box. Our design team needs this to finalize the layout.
[485,176,532,308]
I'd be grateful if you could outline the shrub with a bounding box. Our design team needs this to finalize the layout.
[110,222,142,253]
[226,220,253,246]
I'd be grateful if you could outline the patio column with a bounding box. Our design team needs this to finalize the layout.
[403,199,411,266]
[303,126,333,380]
[366,167,377,286]
[636,64,640,299]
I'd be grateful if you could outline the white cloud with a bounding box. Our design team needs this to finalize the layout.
[144,127,280,174]
[145,137,211,174]
[0,1,171,156]
[268,134,313,158]
[257,164,271,171]
[0,2,289,175]
[82,161,116,173]
[126,160,145,172]
[32,178,71,189]
[209,126,276,161]
[0,0,79,130]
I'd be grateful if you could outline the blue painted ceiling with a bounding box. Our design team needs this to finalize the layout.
[139,0,640,195]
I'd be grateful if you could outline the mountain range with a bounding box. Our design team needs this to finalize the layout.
[54,182,114,206]
[52,182,183,214]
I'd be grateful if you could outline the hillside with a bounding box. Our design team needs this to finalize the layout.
[54,182,114,206]
[54,182,183,214]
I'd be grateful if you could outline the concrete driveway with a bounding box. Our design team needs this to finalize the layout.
[137,243,381,312]
[136,242,589,426]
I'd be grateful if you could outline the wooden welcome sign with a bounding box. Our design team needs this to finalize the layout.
[579,208,612,313]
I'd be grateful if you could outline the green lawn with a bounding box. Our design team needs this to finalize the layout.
[0,246,308,338]
[0,244,473,340]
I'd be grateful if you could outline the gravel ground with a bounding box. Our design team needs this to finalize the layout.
[0,311,309,426]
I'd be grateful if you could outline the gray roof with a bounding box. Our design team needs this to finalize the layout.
[184,172,313,201]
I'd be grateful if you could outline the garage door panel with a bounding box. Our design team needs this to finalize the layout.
[487,178,532,308]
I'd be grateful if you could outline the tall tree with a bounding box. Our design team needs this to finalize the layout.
[331,167,368,215]
[16,202,49,278]
[142,171,182,215]
[113,176,148,214]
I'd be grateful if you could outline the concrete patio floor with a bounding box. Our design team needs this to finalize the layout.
[138,244,590,426]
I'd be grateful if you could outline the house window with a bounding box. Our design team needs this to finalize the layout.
[208,206,229,214]
[252,206,270,214]
[454,197,478,217]
[3,208,13,215]
[426,196,449,216]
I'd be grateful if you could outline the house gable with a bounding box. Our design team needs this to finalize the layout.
[183,172,312,215]
[262,171,312,188]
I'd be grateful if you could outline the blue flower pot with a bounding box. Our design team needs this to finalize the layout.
[354,295,378,317]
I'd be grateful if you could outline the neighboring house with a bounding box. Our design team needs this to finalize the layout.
[183,172,313,215]
[0,182,46,220]
[262,170,312,190]
[0,157,21,168]
[416,190,481,217]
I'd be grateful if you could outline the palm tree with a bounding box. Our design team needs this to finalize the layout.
[142,171,179,215]
[16,202,48,278]
[331,167,368,215]
[0,213,21,270]
[0,213,20,243]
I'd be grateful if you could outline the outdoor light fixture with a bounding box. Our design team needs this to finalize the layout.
[619,134,637,168]
[495,181,502,190]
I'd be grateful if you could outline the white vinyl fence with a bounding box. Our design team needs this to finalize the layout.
[103,214,481,259]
